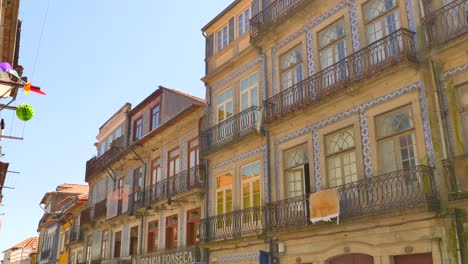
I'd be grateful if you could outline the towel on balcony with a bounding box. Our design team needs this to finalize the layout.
[309,188,340,224]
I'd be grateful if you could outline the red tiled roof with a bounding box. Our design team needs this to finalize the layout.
[3,237,39,253]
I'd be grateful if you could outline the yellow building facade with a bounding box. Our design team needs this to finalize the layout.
[200,0,467,263]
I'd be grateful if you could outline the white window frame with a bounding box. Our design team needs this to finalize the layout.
[240,72,259,111]
[237,7,251,36]
[217,88,234,123]
[240,161,262,209]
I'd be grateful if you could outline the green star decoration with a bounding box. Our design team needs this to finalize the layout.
[16,103,35,121]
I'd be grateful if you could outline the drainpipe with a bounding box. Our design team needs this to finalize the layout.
[451,209,464,264]
[202,31,208,75]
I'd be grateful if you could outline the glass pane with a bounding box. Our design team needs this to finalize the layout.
[326,127,355,155]
[319,19,345,47]
[226,190,233,213]
[253,180,261,206]
[380,139,397,173]
[376,106,413,138]
[243,184,250,208]
[285,144,308,169]
[366,0,397,21]
[280,46,302,70]
[217,173,233,188]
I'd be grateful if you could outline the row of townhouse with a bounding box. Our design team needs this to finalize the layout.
[35,0,467,264]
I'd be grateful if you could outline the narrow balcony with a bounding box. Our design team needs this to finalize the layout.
[442,154,468,200]
[93,199,107,220]
[133,246,201,263]
[422,0,468,48]
[129,165,204,212]
[250,0,306,41]
[85,136,125,181]
[264,28,416,123]
[199,206,265,242]
[201,106,261,154]
[80,207,91,226]
[266,165,437,231]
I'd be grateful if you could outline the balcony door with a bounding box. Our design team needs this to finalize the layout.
[151,157,162,201]
[241,162,262,228]
[129,226,138,256]
[365,0,400,65]
[319,19,348,89]
[165,215,178,249]
[167,148,181,195]
[216,172,233,233]
[217,88,234,142]
[188,139,199,187]
[147,221,159,252]
[284,144,310,199]
[133,167,144,206]
[280,45,304,108]
[240,73,259,130]
[186,208,201,246]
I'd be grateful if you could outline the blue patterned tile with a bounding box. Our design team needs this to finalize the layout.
[211,146,266,169]
[348,0,361,52]
[313,129,321,191]
[359,111,373,178]
[441,63,468,80]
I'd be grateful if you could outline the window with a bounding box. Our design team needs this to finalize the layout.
[113,231,122,258]
[216,172,233,215]
[240,72,259,111]
[165,215,178,249]
[150,157,162,200]
[238,8,250,36]
[365,0,400,43]
[217,24,229,52]
[325,127,358,188]
[133,116,143,140]
[95,178,106,203]
[217,88,233,122]
[117,178,124,199]
[129,226,139,255]
[147,221,159,252]
[107,134,114,151]
[186,208,201,246]
[59,231,65,253]
[99,143,106,157]
[114,127,122,139]
[151,105,160,130]
[188,139,199,186]
[284,144,310,198]
[280,45,304,92]
[319,19,347,87]
[168,148,181,177]
[86,236,92,264]
[101,230,110,260]
[132,167,144,204]
[241,161,261,209]
[376,105,417,174]
[457,83,468,151]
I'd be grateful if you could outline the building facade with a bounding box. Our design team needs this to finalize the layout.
[2,237,39,264]
[80,87,206,264]
[199,0,467,263]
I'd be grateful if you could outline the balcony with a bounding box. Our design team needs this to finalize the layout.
[422,0,468,48]
[442,154,468,200]
[129,165,204,212]
[80,207,91,226]
[250,0,306,40]
[85,136,125,181]
[133,246,200,263]
[264,28,416,123]
[199,206,265,242]
[93,199,107,220]
[266,165,437,231]
[201,106,261,154]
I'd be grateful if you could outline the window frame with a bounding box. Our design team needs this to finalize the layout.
[150,104,161,131]
[240,72,259,111]
[283,144,309,198]
[240,161,262,209]
[133,115,143,141]
[455,82,468,151]
[318,18,347,70]
[217,88,234,123]
[147,220,159,252]
[279,44,304,91]
[216,24,229,52]
[129,225,139,256]
[165,214,179,249]
[364,0,400,44]
[215,171,234,215]
[186,208,201,246]
[237,7,251,37]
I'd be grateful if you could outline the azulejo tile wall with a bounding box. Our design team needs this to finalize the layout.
[216,251,259,263]
[274,81,435,196]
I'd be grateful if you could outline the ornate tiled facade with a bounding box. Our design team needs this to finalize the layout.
[274,81,435,194]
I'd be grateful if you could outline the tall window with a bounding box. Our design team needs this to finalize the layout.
[188,139,199,186]
[365,0,400,43]
[319,19,347,87]
[147,221,159,252]
[117,178,124,199]
[113,231,121,258]
[151,157,162,200]
[133,167,144,203]
[133,116,143,140]
[217,88,233,122]
[216,172,233,215]
[240,72,259,111]
[376,105,417,173]
[168,148,181,177]
[165,215,178,249]
[217,24,229,51]
[241,161,261,209]
[284,144,310,198]
[129,226,139,255]
[101,230,110,260]
[151,105,160,130]
[280,45,304,91]
[325,127,358,188]
[456,83,468,151]
[186,208,201,246]
[86,236,92,264]
[238,8,250,36]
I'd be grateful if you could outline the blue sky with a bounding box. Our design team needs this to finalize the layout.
[0,0,232,254]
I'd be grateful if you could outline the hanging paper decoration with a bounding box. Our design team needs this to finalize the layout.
[0,71,12,98]
[0,62,46,96]
[16,103,35,121]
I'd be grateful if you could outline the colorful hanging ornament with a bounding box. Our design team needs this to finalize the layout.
[0,62,47,96]
[16,103,35,121]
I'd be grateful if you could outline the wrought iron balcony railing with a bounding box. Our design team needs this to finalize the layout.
[85,136,125,181]
[250,0,306,40]
[422,0,468,48]
[199,206,265,242]
[80,207,91,226]
[133,246,200,263]
[442,154,468,199]
[264,28,416,123]
[266,165,436,231]
[94,199,107,220]
[201,106,261,153]
[129,165,204,212]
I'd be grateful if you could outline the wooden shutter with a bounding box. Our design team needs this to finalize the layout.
[206,33,214,59]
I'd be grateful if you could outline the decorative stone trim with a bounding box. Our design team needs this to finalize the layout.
[441,63,468,80]
[360,110,373,178]
[313,129,321,191]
